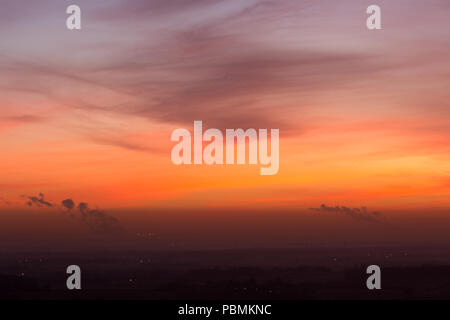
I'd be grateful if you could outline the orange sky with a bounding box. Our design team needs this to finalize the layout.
[1,0,450,214]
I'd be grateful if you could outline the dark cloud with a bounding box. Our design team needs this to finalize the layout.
[132,51,380,130]
[61,199,75,210]
[24,194,123,233]
[309,204,382,223]
[26,193,53,208]
[76,202,123,233]
[75,0,395,132]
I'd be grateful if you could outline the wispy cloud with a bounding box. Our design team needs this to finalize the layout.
[1,115,42,123]
[24,193,123,233]
[309,204,382,223]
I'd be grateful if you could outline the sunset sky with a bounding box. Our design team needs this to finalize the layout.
[1,0,450,217]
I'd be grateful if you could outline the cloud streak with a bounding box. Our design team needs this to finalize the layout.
[24,193,123,233]
[309,204,382,223]
[77,201,122,233]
